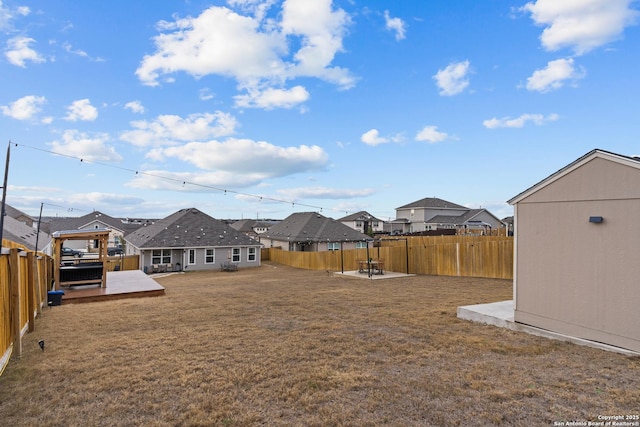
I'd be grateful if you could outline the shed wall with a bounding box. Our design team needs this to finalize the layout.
[514,158,640,353]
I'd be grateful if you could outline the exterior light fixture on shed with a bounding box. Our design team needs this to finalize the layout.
[589,216,604,223]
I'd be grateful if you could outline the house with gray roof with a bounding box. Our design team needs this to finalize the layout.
[4,204,36,227]
[337,211,384,234]
[259,212,372,252]
[45,210,146,254]
[2,210,51,253]
[230,219,278,239]
[391,197,504,235]
[125,208,262,272]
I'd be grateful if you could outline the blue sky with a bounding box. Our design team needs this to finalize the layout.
[1,0,639,222]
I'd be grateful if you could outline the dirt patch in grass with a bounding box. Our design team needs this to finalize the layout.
[1,262,638,426]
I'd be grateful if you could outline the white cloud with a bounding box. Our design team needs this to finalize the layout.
[4,36,45,67]
[127,169,268,190]
[234,85,310,109]
[280,0,353,85]
[483,113,559,129]
[16,6,30,16]
[526,58,584,92]
[0,2,9,30]
[136,6,286,86]
[277,186,375,200]
[384,10,406,41]
[48,130,122,162]
[64,99,98,121]
[62,42,88,58]
[124,101,145,114]
[522,0,639,55]
[120,112,238,147]
[361,129,388,146]
[199,88,215,101]
[415,126,448,143]
[129,136,330,192]
[0,2,30,32]
[1,95,46,120]
[433,60,471,96]
[135,1,355,109]
[226,0,278,21]
[161,138,329,177]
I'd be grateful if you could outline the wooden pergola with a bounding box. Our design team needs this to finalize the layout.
[52,229,110,289]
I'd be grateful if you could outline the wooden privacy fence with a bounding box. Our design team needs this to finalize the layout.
[106,255,139,272]
[0,240,136,377]
[1,247,54,376]
[263,235,513,280]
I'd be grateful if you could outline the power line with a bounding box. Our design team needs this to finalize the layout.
[12,142,356,216]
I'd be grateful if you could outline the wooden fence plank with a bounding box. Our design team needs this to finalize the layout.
[27,252,35,333]
[262,236,513,279]
[9,249,21,359]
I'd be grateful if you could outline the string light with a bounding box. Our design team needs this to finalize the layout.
[12,142,388,218]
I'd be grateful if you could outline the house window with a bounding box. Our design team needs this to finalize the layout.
[327,242,340,251]
[152,249,171,264]
[373,222,379,228]
[232,248,241,262]
[188,249,196,265]
[355,241,367,249]
[205,249,215,264]
[247,247,256,262]
[355,221,363,228]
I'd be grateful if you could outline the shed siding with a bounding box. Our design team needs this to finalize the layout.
[514,156,640,353]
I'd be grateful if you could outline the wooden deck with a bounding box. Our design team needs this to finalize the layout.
[60,270,165,304]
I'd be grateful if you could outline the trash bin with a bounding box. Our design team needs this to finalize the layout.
[47,290,65,306]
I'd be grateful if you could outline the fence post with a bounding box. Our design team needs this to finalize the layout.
[9,248,21,359]
[34,253,42,315]
[27,252,35,333]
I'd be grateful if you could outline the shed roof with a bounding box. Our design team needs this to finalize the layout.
[508,149,640,205]
[264,212,372,243]
[125,208,260,249]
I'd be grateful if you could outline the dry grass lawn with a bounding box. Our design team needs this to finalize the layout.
[1,262,638,426]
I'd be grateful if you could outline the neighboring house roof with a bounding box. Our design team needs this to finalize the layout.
[508,149,640,204]
[2,215,50,251]
[45,211,145,236]
[427,209,504,226]
[125,208,261,249]
[264,212,372,243]
[338,211,382,222]
[396,197,467,210]
[230,219,255,233]
[4,204,34,223]
[230,219,277,233]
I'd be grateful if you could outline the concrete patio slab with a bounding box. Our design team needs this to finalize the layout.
[335,270,415,280]
[457,300,639,356]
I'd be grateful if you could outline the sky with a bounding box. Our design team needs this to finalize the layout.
[1,0,639,222]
